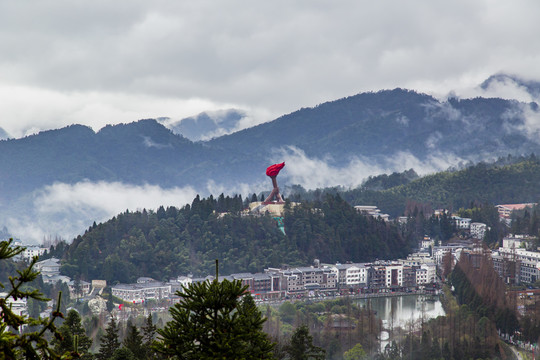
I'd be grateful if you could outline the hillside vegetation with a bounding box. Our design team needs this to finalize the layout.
[335,156,540,216]
[59,195,413,283]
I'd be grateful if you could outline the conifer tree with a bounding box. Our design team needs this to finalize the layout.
[123,320,144,360]
[53,309,93,359]
[141,314,160,359]
[284,325,325,360]
[111,347,136,360]
[141,314,157,345]
[155,274,275,359]
[97,317,120,360]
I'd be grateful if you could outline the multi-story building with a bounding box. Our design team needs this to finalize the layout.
[369,266,386,289]
[402,265,418,288]
[35,258,61,277]
[496,203,536,219]
[452,216,472,230]
[493,246,540,284]
[345,265,368,287]
[416,267,428,285]
[492,253,520,284]
[519,259,540,284]
[111,277,171,303]
[423,263,437,283]
[68,280,91,298]
[22,245,48,260]
[470,222,488,239]
[332,264,353,288]
[385,264,403,288]
[433,245,468,265]
[331,263,369,289]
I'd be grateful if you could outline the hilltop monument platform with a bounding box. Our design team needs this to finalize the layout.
[248,201,298,217]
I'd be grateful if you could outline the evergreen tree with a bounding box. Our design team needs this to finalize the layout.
[142,314,157,345]
[141,314,160,359]
[155,277,275,359]
[123,320,144,360]
[111,347,136,360]
[106,290,114,313]
[97,317,120,360]
[53,309,93,359]
[284,325,325,360]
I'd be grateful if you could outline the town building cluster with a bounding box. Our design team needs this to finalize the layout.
[5,202,538,312]
[109,256,438,304]
[492,235,540,284]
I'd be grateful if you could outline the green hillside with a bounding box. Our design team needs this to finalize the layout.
[341,156,540,216]
[59,195,413,283]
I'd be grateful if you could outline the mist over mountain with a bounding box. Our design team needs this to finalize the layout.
[3,84,540,242]
[207,89,540,166]
[163,109,248,141]
[0,127,9,140]
[481,73,540,99]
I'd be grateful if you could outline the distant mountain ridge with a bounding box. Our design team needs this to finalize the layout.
[207,89,538,165]
[0,121,206,202]
[4,88,539,200]
[3,85,540,240]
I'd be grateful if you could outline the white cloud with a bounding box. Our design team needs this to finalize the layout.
[142,136,172,149]
[275,146,463,190]
[2,1,540,137]
[425,132,442,149]
[395,115,409,126]
[2,147,467,243]
[501,103,540,143]
[0,84,248,138]
[5,181,198,243]
[479,77,535,103]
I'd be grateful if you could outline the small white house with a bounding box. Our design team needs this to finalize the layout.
[452,216,472,230]
[470,222,488,239]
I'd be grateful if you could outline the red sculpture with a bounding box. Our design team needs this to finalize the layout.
[264,162,285,204]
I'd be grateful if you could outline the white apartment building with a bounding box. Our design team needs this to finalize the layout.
[22,246,48,260]
[0,292,27,317]
[404,252,433,265]
[111,281,172,303]
[344,265,368,286]
[422,263,437,283]
[433,245,465,265]
[452,216,472,230]
[503,236,527,250]
[416,267,428,284]
[470,222,488,239]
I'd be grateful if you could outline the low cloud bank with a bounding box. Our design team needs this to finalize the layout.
[276,146,464,190]
[5,148,467,243]
[5,181,197,244]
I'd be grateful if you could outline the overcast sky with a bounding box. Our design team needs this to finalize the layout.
[1,1,540,138]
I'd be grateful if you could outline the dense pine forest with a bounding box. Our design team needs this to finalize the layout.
[58,155,540,283]
[59,194,414,283]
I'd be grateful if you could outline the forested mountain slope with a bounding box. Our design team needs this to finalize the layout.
[339,157,540,216]
[60,195,413,282]
[3,88,540,241]
[2,89,539,203]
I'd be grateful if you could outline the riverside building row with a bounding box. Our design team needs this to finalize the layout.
[110,261,437,304]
